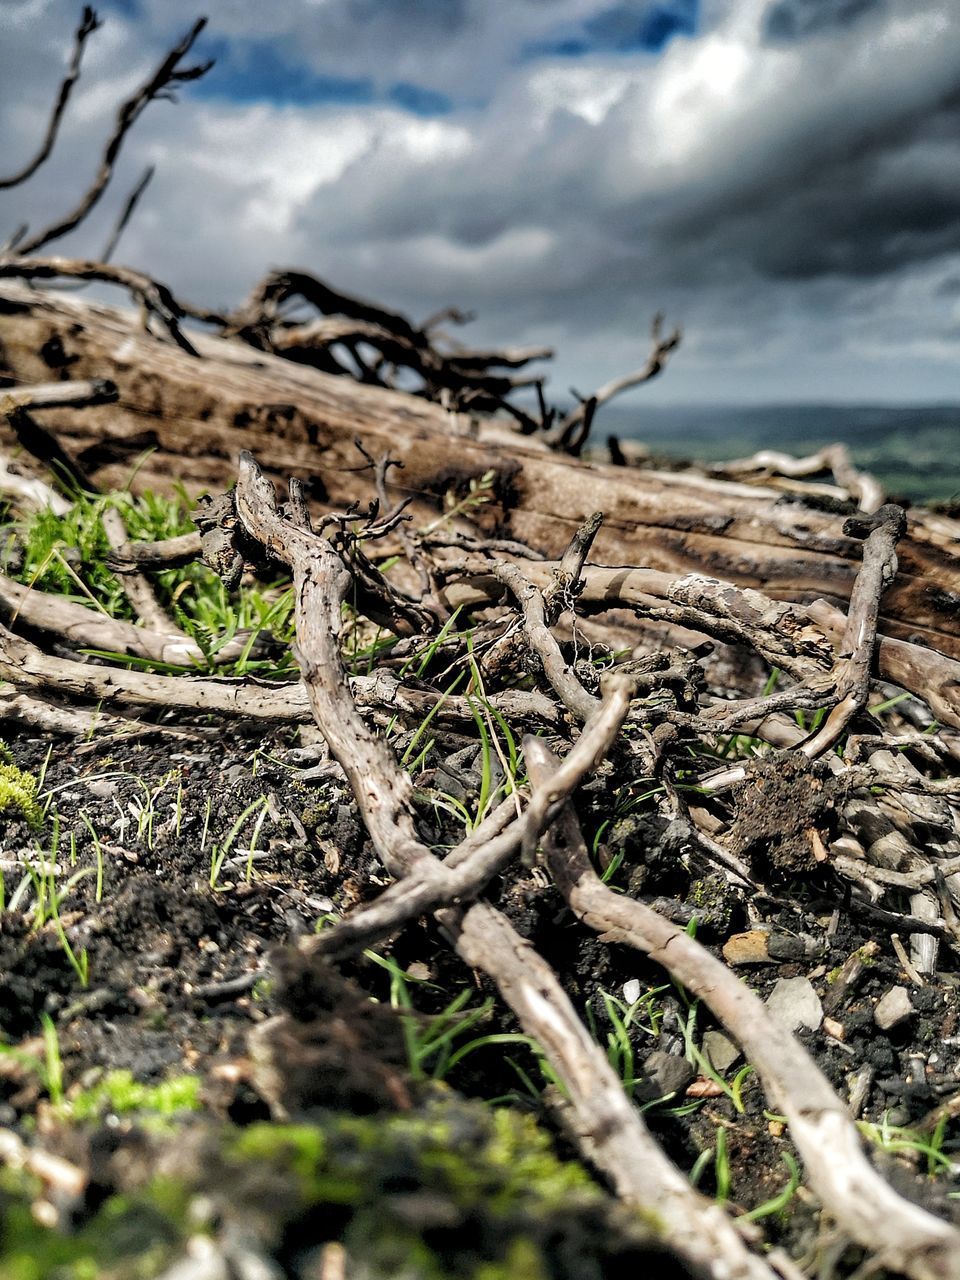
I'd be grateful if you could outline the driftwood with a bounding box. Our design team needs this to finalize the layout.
[1,285,960,661]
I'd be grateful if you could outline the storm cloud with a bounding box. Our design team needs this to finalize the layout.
[0,0,958,404]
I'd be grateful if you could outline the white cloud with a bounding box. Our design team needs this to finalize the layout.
[0,0,959,403]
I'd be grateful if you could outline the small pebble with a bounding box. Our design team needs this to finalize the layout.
[721,930,771,966]
[640,1050,695,1100]
[702,1030,741,1073]
[622,978,641,1004]
[874,986,914,1031]
[765,977,823,1032]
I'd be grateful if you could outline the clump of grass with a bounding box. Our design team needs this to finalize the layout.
[9,487,298,679]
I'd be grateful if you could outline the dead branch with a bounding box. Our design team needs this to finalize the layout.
[307,687,634,961]
[0,618,562,736]
[0,452,70,515]
[4,283,960,663]
[0,380,117,415]
[100,506,179,634]
[229,456,776,1279]
[712,444,884,513]
[443,900,777,1280]
[548,313,682,452]
[13,19,212,257]
[802,505,906,757]
[106,531,203,572]
[0,7,101,192]
[0,259,201,353]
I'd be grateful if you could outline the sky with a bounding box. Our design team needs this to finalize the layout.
[1,0,959,407]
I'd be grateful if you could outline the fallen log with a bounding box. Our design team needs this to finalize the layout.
[1,282,959,658]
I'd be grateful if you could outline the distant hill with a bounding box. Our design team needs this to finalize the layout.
[590,403,960,503]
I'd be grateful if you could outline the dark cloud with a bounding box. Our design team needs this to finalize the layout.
[762,0,884,42]
[658,83,960,284]
[196,40,376,107]
[1,0,959,404]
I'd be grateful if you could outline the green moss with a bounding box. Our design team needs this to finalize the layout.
[475,1237,549,1280]
[67,1070,202,1123]
[0,758,42,828]
[684,874,737,936]
[0,1167,189,1280]
[224,1098,616,1277]
[0,1098,668,1279]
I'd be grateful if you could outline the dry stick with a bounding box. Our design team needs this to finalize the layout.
[807,597,960,733]
[0,620,307,719]
[802,506,907,759]
[105,543,958,728]
[441,900,777,1280]
[0,622,560,735]
[96,164,154,266]
[231,268,546,406]
[357,443,435,605]
[0,380,117,416]
[235,452,442,878]
[712,445,884,514]
[272,317,541,399]
[542,509,604,619]
[445,563,835,682]
[42,167,157,295]
[0,572,250,668]
[0,6,101,191]
[2,379,115,494]
[0,688,141,737]
[101,507,182,635]
[0,258,199,354]
[549,314,681,450]
[107,531,202,572]
[231,462,777,1280]
[0,453,70,515]
[14,19,212,257]
[308,688,634,961]
[522,737,960,1280]
[453,562,959,729]
[490,563,600,722]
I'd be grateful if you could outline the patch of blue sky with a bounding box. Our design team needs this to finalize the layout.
[522,1,698,60]
[387,82,453,116]
[96,0,143,14]
[188,38,451,115]
[192,39,374,107]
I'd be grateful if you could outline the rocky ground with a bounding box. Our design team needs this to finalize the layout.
[2,703,959,1278]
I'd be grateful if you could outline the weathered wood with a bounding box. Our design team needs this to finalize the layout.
[1,283,958,655]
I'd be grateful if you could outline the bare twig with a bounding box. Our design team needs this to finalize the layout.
[802,506,907,757]
[231,459,774,1279]
[442,900,777,1280]
[14,19,212,256]
[490,562,600,722]
[0,6,101,191]
[0,258,200,353]
[548,314,681,451]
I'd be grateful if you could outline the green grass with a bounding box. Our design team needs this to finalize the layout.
[7,487,298,679]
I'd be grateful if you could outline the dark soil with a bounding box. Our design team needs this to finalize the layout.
[2,720,960,1277]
